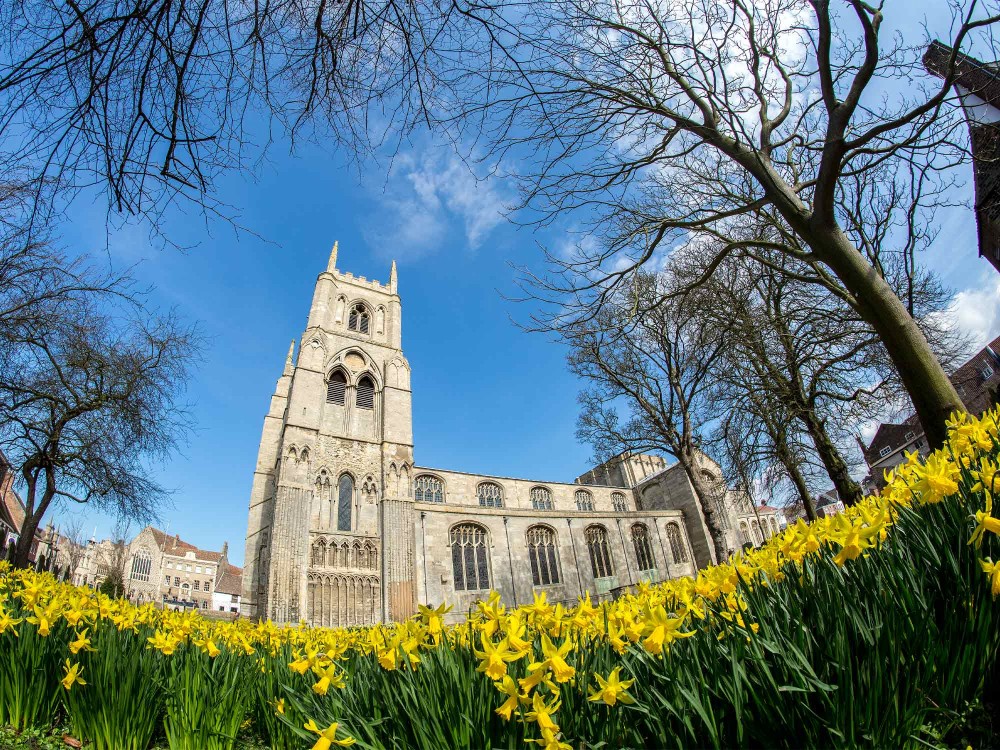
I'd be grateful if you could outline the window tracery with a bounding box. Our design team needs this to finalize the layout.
[631,523,655,572]
[575,490,594,511]
[666,522,688,564]
[611,491,628,512]
[348,303,370,334]
[585,524,614,579]
[414,475,444,503]
[530,486,553,510]
[526,525,560,586]
[450,524,490,591]
[477,482,503,508]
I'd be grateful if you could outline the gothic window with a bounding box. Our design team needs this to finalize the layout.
[477,482,503,508]
[611,492,628,512]
[526,525,561,586]
[450,524,490,591]
[575,490,594,511]
[631,524,655,572]
[337,474,354,532]
[666,523,688,564]
[326,371,347,405]
[770,517,780,535]
[348,303,370,334]
[739,522,752,547]
[129,548,152,582]
[713,494,730,529]
[414,475,444,503]
[356,375,375,409]
[751,520,762,545]
[530,486,553,510]
[585,525,614,579]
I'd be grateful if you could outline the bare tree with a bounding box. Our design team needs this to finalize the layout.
[0,0,457,235]
[570,272,734,563]
[444,0,998,449]
[53,515,88,581]
[0,282,198,569]
[98,519,132,599]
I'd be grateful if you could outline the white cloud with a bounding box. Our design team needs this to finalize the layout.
[364,147,510,258]
[945,270,1000,350]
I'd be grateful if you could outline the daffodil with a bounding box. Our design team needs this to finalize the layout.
[312,662,346,695]
[982,558,1000,598]
[69,628,94,654]
[61,659,86,690]
[587,667,636,706]
[304,718,356,749]
[524,692,561,733]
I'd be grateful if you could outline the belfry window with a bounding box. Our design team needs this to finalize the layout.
[631,523,655,572]
[450,524,490,591]
[575,490,594,511]
[348,304,370,334]
[477,482,503,508]
[414,475,444,503]
[585,525,614,579]
[530,486,553,510]
[326,371,347,405]
[356,375,375,409]
[527,525,561,586]
[337,474,354,532]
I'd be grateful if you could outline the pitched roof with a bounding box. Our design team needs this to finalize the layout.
[214,563,243,596]
[924,41,1000,107]
[863,420,921,465]
[950,336,1000,416]
[144,526,226,563]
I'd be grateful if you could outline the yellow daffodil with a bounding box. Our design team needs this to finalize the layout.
[587,667,636,706]
[69,628,94,654]
[61,659,86,690]
[304,719,356,749]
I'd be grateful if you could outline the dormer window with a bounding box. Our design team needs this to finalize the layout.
[904,431,915,441]
[348,304,370,334]
[879,446,891,458]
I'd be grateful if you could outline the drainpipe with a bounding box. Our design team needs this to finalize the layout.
[616,518,633,586]
[567,518,584,599]
[420,511,428,604]
[502,517,517,607]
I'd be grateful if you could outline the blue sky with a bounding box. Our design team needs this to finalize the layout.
[45,9,1000,567]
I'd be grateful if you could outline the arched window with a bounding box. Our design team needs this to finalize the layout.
[526,525,561,586]
[739,522,752,547]
[530,486,552,510]
[356,375,375,409]
[666,522,688,564]
[477,482,503,508]
[130,548,152,582]
[450,524,490,591]
[611,492,628,512]
[337,474,354,532]
[751,520,762,545]
[348,303,370,334]
[770,517,780,535]
[631,524,655,572]
[414,475,444,503]
[575,490,594,511]
[713,494,730,529]
[585,525,614,579]
[326,370,347,405]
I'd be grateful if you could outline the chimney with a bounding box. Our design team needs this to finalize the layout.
[221,541,228,559]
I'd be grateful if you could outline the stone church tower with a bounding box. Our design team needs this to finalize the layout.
[241,244,416,625]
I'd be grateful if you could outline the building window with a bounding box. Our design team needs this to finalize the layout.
[173,576,180,586]
[164,575,170,586]
[450,524,490,591]
[904,431,915,441]
[770,517,780,535]
[337,474,354,532]
[414,475,444,503]
[585,525,614,579]
[530,486,553,510]
[739,522,751,547]
[356,375,375,410]
[879,446,891,458]
[129,548,152,582]
[193,581,200,591]
[751,520,762,545]
[982,364,995,380]
[611,492,628,512]
[526,525,561,586]
[631,524,655,572]
[348,303,370,334]
[205,582,211,593]
[575,490,594,511]
[327,370,347,405]
[477,482,503,508]
[665,523,688,564]
[195,566,202,573]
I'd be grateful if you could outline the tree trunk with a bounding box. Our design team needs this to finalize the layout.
[775,444,817,521]
[13,512,40,570]
[808,225,964,449]
[799,410,864,507]
[681,451,731,563]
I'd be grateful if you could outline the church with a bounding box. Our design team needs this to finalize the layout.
[240,245,781,625]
